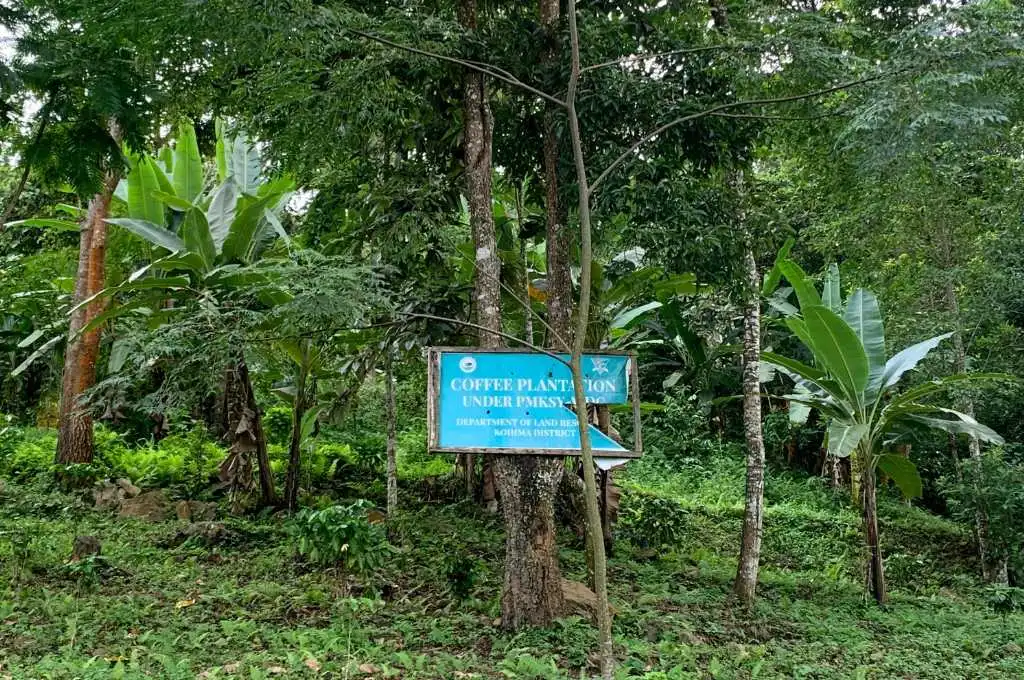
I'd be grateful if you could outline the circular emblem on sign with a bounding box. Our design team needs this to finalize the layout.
[459,356,477,373]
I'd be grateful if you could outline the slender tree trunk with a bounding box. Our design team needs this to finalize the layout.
[566,3,614,675]
[734,247,766,606]
[861,460,887,604]
[284,347,310,512]
[459,0,500,513]
[55,169,119,466]
[943,264,1006,583]
[385,350,398,515]
[540,0,571,351]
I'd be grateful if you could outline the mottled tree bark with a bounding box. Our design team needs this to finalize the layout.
[541,0,571,351]
[733,247,766,606]
[55,170,119,466]
[385,351,398,515]
[459,0,500,513]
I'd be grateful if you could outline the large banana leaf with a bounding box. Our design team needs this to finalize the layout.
[127,157,164,226]
[827,420,868,458]
[173,120,204,203]
[802,305,869,409]
[106,218,185,253]
[761,237,795,296]
[778,260,821,310]
[206,179,239,249]
[877,454,922,499]
[903,408,1004,445]
[221,194,277,264]
[5,218,80,232]
[822,263,841,313]
[181,208,216,271]
[843,289,886,396]
[880,333,952,391]
[228,134,262,193]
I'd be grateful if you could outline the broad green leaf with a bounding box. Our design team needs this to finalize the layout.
[803,305,869,409]
[822,263,841,313]
[653,272,699,298]
[54,203,86,218]
[221,194,276,264]
[215,118,228,182]
[17,328,46,348]
[761,237,795,296]
[151,190,195,211]
[150,159,175,200]
[611,301,662,330]
[843,289,886,396]
[784,317,816,353]
[148,253,206,274]
[108,339,131,373]
[228,134,261,193]
[116,276,191,291]
[181,209,216,271]
[206,179,239,249]
[827,420,867,458]
[904,410,1004,445]
[173,120,204,202]
[761,351,825,383]
[300,406,320,441]
[877,454,922,499]
[106,218,185,253]
[5,218,80,232]
[889,373,1012,410]
[881,333,953,391]
[777,260,821,310]
[127,157,164,225]
[262,208,292,249]
[11,335,61,376]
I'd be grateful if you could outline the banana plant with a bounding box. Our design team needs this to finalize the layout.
[763,258,1003,604]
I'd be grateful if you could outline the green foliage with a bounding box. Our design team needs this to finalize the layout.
[618,491,690,549]
[289,500,389,575]
[943,451,1024,577]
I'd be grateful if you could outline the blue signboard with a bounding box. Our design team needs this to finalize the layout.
[430,350,636,453]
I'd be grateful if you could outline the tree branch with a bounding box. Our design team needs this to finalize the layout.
[589,73,888,196]
[398,312,571,367]
[347,29,567,108]
[581,45,731,74]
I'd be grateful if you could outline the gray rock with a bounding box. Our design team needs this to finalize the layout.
[119,489,171,522]
[116,478,141,498]
[176,500,218,522]
[93,481,123,510]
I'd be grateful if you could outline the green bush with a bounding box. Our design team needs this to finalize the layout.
[97,425,223,490]
[618,491,691,549]
[289,499,390,575]
[1,427,56,480]
[263,405,293,446]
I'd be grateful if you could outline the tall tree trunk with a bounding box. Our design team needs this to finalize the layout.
[385,350,398,515]
[55,170,119,466]
[860,460,887,604]
[284,347,310,512]
[734,247,766,606]
[459,0,500,513]
[541,0,571,351]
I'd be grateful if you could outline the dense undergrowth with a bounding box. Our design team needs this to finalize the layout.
[2,416,1022,678]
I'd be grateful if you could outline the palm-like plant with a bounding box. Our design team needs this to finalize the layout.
[763,259,1002,604]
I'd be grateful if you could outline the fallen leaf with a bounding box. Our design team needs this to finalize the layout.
[174,598,196,609]
[304,658,321,672]
[223,662,240,674]
[268,666,286,675]
[358,663,380,674]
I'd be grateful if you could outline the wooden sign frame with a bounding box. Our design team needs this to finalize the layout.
[427,347,643,458]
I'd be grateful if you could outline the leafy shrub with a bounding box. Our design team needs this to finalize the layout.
[97,424,223,490]
[2,428,57,480]
[263,405,293,445]
[618,491,690,548]
[443,549,481,600]
[942,451,1024,577]
[290,499,390,575]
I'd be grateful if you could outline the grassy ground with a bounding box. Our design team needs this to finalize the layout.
[1,457,1022,679]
